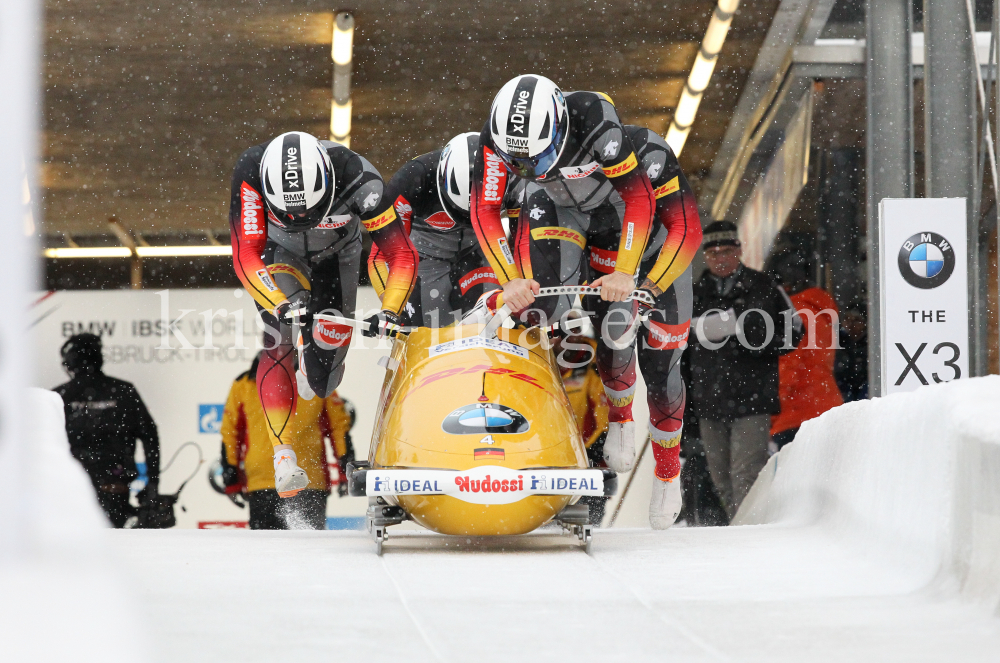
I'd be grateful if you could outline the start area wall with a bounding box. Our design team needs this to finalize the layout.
[32,287,392,528]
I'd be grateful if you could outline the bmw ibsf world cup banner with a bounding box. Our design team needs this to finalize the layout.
[879,198,969,395]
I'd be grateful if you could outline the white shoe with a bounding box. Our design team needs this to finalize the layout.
[603,421,636,473]
[274,448,309,498]
[649,476,682,529]
[296,368,316,401]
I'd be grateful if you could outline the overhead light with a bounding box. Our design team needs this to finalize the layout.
[667,0,741,156]
[717,0,739,13]
[330,99,352,148]
[688,52,719,94]
[673,90,703,129]
[44,246,232,259]
[702,13,734,56]
[137,246,232,257]
[331,12,354,147]
[666,125,691,152]
[332,13,354,65]
[44,247,132,259]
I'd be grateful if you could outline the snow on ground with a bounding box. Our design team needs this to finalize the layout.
[7,376,1000,661]
[112,525,1000,663]
[106,376,1000,661]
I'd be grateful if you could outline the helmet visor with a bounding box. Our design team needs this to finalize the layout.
[266,185,334,231]
[495,113,567,179]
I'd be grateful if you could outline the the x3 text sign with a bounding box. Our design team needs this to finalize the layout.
[879,198,968,395]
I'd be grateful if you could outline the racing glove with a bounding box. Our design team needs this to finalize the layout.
[275,301,312,326]
[221,464,240,489]
[635,287,657,319]
[137,478,159,505]
[362,311,402,338]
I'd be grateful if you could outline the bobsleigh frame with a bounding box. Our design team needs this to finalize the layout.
[334,286,644,554]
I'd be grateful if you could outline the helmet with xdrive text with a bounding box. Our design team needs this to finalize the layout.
[259,131,335,232]
[488,74,568,179]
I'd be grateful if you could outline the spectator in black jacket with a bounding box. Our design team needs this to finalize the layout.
[688,222,800,519]
[53,333,160,528]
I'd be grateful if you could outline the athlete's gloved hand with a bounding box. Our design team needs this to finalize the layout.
[221,463,240,489]
[635,287,658,319]
[274,301,292,321]
[138,478,159,505]
[276,301,311,325]
[362,311,402,338]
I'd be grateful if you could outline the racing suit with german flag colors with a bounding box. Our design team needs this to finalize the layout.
[229,140,417,451]
[588,126,702,481]
[368,149,500,327]
[470,91,656,428]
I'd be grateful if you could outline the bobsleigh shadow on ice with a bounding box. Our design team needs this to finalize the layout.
[346,315,618,554]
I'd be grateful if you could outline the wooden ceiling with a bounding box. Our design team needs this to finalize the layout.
[41,0,780,237]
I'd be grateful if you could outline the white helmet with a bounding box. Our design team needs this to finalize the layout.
[259,131,335,231]
[437,132,479,222]
[489,74,568,179]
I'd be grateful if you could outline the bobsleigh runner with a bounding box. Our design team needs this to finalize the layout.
[328,287,650,554]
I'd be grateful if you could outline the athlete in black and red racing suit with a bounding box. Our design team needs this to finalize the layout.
[592,125,702,528]
[368,133,501,326]
[229,131,417,497]
[470,75,656,491]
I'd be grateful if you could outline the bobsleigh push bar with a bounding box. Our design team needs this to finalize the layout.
[479,286,654,349]
[292,286,654,345]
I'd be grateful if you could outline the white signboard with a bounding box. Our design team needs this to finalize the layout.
[879,198,968,395]
[366,466,605,504]
[31,287,391,528]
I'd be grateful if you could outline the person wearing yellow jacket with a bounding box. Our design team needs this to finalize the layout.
[220,353,354,529]
[554,332,611,525]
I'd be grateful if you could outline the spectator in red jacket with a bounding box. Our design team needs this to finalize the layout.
[770,261,843,449]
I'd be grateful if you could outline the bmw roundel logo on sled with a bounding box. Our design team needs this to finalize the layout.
[442,403,530,435]
[898,232,955,289]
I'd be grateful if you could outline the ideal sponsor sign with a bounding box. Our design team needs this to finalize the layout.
[365,465,605,505]
[879,198,969,394]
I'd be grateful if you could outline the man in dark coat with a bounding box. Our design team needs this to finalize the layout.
[53,333,161,528]
[688,222,800,519]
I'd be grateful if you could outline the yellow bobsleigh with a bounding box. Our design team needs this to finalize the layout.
[344,287,634,553]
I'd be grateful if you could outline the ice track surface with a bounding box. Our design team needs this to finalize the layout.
[7,377,1000,662]
[114,524,999,663]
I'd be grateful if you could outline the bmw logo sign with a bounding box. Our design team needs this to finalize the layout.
[441,403,530,435]
[897,232,955,289]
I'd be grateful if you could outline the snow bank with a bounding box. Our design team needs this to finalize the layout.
[0,388,148,661]
[0,389,108,554]
[735,376,1000,612]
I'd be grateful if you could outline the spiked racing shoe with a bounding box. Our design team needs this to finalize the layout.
[603,420,636,473]
[649,475,682,529]
[274,447,309,498]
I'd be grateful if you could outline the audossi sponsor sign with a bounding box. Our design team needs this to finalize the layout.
[365,465,605,505]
